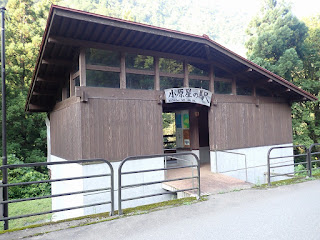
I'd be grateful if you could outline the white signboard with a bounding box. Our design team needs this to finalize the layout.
[164,88,212,107]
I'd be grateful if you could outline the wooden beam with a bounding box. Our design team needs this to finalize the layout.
[79,48,86,86]
[28,104,49,112]
[233,68,253,77]
[36,77,59,83]
[33,91,56,96]
[204,45,212,61]
[232,77,236,95]
[42,59,72,67]
[48,36,208,65]
[184,60,189,87]
[120,52,126,89]
[154,57,160,90]
[180,42,197,55]
[209,64,215,93]
[70,73,75,97]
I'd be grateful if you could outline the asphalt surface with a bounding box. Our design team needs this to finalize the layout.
[6,180,320,240]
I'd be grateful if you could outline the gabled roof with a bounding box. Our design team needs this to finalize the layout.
[26,5,317,112]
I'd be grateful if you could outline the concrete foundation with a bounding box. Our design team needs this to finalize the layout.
[210,143,294,184]
[50,155,172,221]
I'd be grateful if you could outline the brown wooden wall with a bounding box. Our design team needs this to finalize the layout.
[80,88,163,161]
[208,95,293,151]
[50,88,294,161]
[50,97,83,160]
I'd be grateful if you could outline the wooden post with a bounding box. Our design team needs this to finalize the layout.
[154,56,160,90]
[120,52,126,89]
[61,85,67,100]
[184,60,189,87]
[79,48,86,86]
[232,77,236,95]
[70,73,75,97]
[209,64,214,93]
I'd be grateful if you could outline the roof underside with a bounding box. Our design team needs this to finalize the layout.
[26,5,317,112]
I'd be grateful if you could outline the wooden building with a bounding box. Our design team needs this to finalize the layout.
[26,5,316,218]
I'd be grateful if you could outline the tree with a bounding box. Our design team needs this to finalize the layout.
[292,15,320,146]
[1,0,53,164]
[245,0,320,147]
[245,0,307,81]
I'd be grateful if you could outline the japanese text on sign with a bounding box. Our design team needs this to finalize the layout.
[164,88,212,107]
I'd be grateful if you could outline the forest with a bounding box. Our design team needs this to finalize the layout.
[0,0,320,199]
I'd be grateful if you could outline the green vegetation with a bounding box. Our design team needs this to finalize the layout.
[0,0,320,230]
[0,198,52,230]
[245,0,320,152]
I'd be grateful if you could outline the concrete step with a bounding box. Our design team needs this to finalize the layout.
[162,183,197,198]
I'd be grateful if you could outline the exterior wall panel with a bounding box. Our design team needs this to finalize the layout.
[209,95,292,151]
[80,88,163,161]
[50,97,82,160]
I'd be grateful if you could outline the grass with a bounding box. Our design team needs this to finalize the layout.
[254,172,320,189]
[0,198,52,230]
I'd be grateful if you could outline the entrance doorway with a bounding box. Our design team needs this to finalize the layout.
[162,103,210,165]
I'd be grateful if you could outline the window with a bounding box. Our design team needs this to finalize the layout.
[159,58,183,74]
[256,87,272,97]
[86,48,120,67]
[189,79,209,90]
[126,53,153,70]
[66,80,70,98]
[86,70,120,88]
[160,77,184,90]
[126,73,154,90]
[74,76,80,87]
[214,81,232,94]
[189,63,208,76]
[236,84,253,96]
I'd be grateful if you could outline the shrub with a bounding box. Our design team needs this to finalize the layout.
[6,155,51,200]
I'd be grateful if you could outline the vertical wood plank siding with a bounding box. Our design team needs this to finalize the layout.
[80,91,163,161]
[50,99,82,160]
[209,96,292,151]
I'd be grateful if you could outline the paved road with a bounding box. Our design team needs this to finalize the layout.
[18,180,320,239]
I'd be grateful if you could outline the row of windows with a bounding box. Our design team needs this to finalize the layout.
[67,48,272,98]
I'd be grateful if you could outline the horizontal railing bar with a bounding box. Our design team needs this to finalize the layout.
[122,187,198,202]
[122,165,197,175]
[122,176,198,189]
[310,151,320,155]
[0,159,111,169]
[0,201,112,221]
[217,150,246,157]
[270,170,307,177]
[0,187,111,204]
[270,159,296,165]
[1,173,110,188]
[270,161,308,169]
[269,145,307,150]
[269,154,307,160]
[311,159,320,163]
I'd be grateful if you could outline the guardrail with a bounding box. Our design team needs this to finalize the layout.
[118,152,200,215]
[214,150,248,182]
[0,159,114,230]
[267,145,308,186]
[308,143,320,177]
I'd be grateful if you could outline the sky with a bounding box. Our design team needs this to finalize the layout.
[204,0,320,18]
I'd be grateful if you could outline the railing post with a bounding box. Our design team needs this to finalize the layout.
[118,161,123,215]
[267,148,272,186]
[308,145,313,178]
[0,180,3,220]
